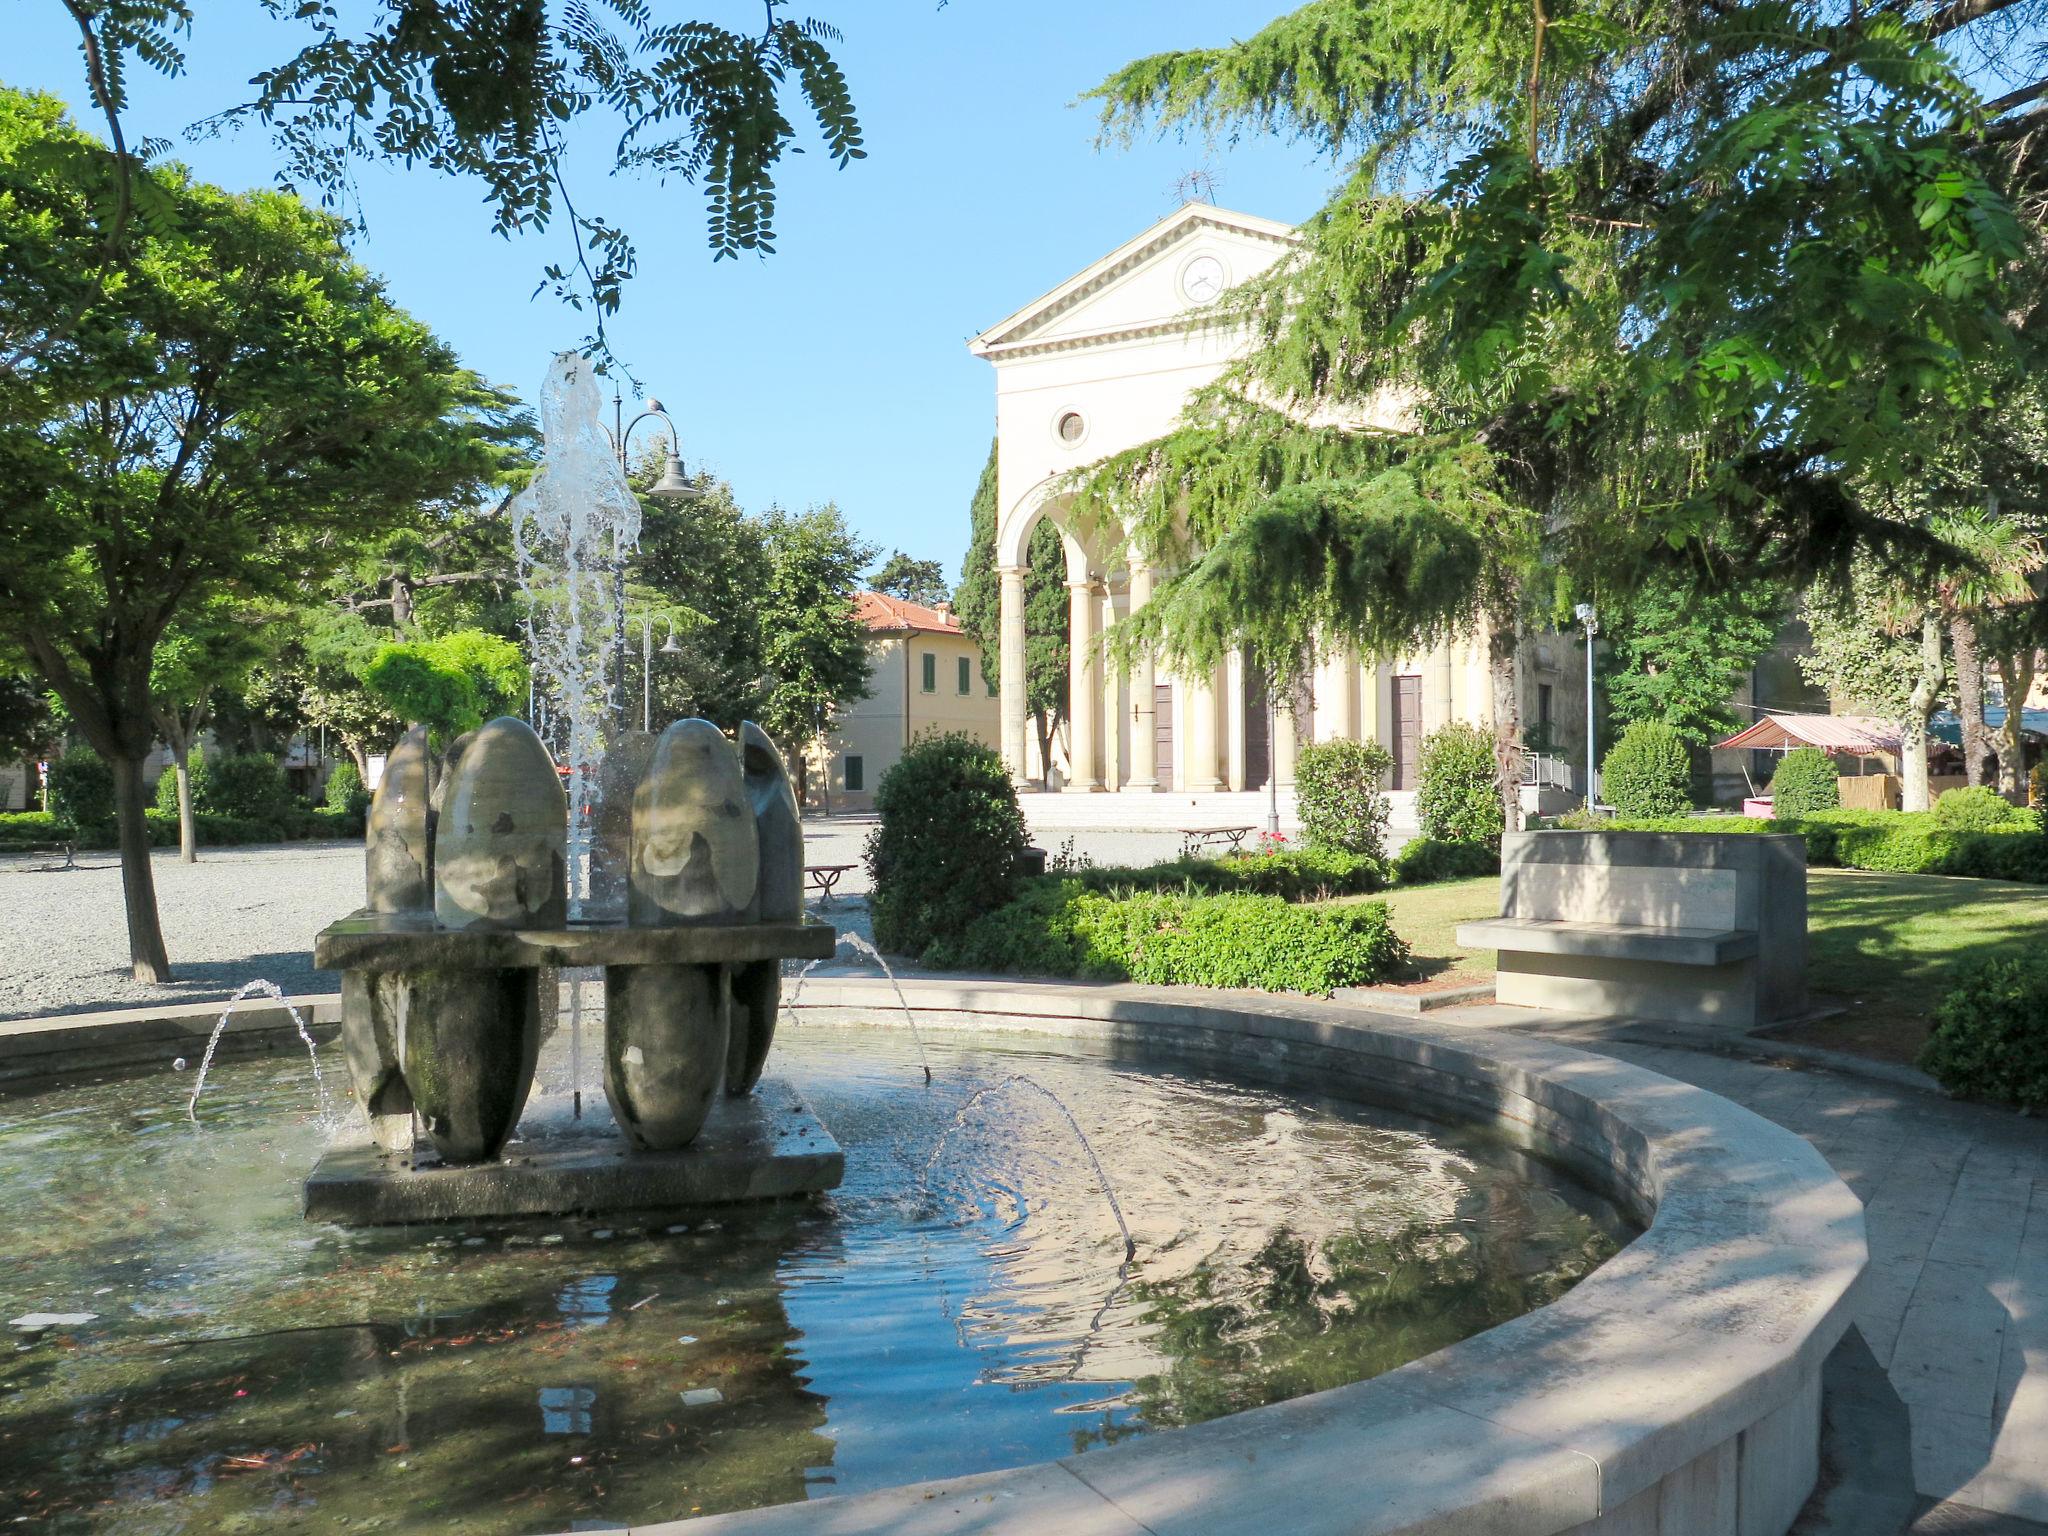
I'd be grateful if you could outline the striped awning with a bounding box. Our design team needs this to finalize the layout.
[1715,713,1902,755]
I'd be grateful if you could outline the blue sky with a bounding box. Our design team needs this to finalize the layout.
[9,2,1342,581]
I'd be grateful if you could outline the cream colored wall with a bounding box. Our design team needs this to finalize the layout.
[808,632,1000,811]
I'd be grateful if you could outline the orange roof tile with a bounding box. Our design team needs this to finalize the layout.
[855,591,963,636]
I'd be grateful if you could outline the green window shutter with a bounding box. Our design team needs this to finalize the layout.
[921,653,936,692]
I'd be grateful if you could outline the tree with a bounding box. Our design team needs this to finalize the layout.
[1070,0,2047,834]
[0,672,55,768]
[1604,575,1788,745]
[1799,572,1940,810]
[757,504,876,804]
[1927,506,2043,787]
[363,629,528,746]
[869,551,950,608]
[954,441,1071,785]
[148,599,280,862]
[34,0,867,355]
[0,91,503,979]
[629,479,771,727]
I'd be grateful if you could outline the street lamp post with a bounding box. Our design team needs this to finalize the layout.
[641,614,686,733]
[607,392,700,730]
[1574,602,1599,810]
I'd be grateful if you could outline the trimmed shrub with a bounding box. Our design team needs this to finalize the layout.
[934,881,1410,995]
[0,811,67,849]
[153,752,208,816]
[1581,809,2048,883]
[2033,761,2047,809]
[1918,955,2048,1111]
[1071,845,1385,902]
[1294,738,1394,857]
[1392,837,1501,884]
[1415,722,1500,847]
[45,749,114,833]
[197,753,292,824]
[866,731,1029,958]
[324,760,371,817]
[1601,721,1693,819]
[1769,747,1838,816]
[1932,785,2023,832]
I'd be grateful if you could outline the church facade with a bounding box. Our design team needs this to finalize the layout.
[969,203,1590,802]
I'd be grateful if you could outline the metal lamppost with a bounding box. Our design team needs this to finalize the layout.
[1574,603,1599,809]
[641,614,685,733]
[606,393,700,729]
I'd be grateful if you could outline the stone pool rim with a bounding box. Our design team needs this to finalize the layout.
[0,976,1866,1535]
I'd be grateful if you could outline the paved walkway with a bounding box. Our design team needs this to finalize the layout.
[1425,999,2048,1532]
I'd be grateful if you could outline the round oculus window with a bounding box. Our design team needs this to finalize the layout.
[1056,411,1086,445]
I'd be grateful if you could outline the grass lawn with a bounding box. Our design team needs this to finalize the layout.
[1361,868,2048,1066]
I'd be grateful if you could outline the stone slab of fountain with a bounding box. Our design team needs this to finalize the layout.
[303,1072,842,1224]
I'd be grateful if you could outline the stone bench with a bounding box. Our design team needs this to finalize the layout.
[1457,829,1807,1027]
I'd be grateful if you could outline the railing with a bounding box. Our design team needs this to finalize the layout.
[1520,753,1576,792]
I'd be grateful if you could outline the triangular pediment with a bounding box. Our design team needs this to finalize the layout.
[970,203,1298,359]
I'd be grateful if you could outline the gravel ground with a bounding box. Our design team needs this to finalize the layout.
[0,817,1273,1021]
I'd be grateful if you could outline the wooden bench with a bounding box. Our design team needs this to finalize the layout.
[1180,825,1256,855]
[1456,830,1807,1027]
[804,864,855,905]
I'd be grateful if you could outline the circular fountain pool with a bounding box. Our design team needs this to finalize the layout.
[0,1019,1630,1533]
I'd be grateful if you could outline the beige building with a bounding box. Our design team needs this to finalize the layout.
[969,202,1590,814]
[807,592,1000,812]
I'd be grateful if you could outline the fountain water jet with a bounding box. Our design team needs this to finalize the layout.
[186,980,324,1123]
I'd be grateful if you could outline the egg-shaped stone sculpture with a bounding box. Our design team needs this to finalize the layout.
[603,962,728,1151]
[433,717,569,930]
[629,719,759,926]
[366,726,434,913]
[740,721,802,922]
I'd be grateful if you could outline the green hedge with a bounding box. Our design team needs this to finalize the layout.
[1918,955,2048,1111]
[0,806,361,850]
[929,879,1410,994]
[1067,845,1387,902]
[1392,837,1501,884]
[1542,808,2048,883]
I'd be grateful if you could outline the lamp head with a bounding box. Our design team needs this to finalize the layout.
[650,454,699,500]
[1573,602,1598,633]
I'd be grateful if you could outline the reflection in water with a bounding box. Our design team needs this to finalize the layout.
[0,1021,1632,1532]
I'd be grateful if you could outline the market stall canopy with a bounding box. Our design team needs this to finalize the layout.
[1715,713,1902,754]
[1929,707,2048,746]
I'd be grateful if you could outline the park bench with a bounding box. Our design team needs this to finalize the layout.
[1180,825,1256,855]
[804,864,855,906]
[1456,829,1807,1028]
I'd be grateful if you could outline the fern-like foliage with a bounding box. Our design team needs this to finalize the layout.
[60,0,866,353]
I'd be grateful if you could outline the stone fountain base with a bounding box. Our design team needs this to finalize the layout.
[303,1075,842,1225]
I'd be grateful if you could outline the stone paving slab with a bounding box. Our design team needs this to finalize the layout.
[1518,1025,2047,1528]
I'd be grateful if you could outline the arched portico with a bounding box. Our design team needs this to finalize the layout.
[972,201,1525,806]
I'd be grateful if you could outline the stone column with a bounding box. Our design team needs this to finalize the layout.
[1225,649,1248,790]
[1319,647,1359,742]
[1126,564,1159,790]
[1184,664,1224,792]
[1066,577,1104,792]
[1274,693,1300,787]
[998,566,1030,786]
[1100,581,1123,791]
[1427,641,1456,733]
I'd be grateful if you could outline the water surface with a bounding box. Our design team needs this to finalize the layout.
[0,1019,1633,1532]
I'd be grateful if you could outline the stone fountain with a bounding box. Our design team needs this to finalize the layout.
[307,714,837,1225]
